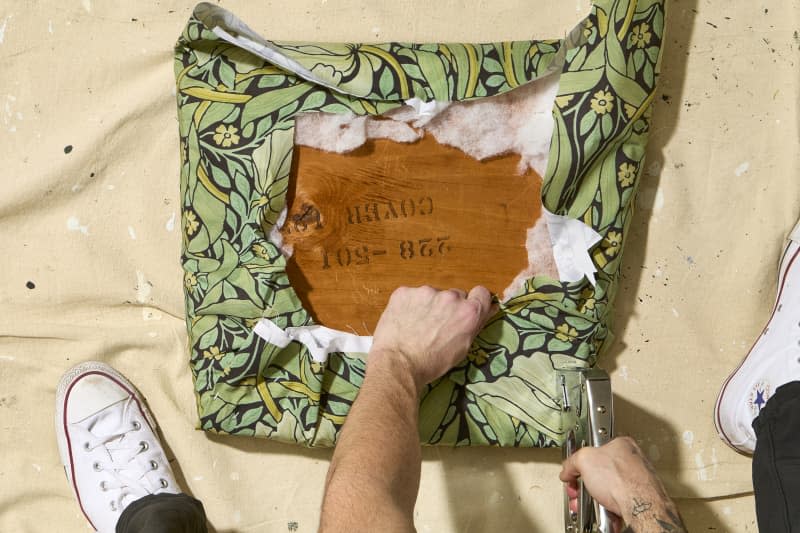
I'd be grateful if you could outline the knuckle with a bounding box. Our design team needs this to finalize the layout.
[611,436,640,454]
[570,447,591,468]
[418,285,436,295]
[473,285,490,298]
[440,289,460,302]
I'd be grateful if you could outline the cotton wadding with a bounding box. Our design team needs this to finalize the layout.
[501,216,559,301]
[294,72,558,176]
[268,207,294,258]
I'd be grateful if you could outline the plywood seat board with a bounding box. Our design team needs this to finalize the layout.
[282,134,544,334]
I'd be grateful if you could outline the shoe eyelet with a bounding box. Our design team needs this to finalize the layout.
[139,441,149,452]
[150,460,158,470]
[100,480,108,491]
[159,478,169,488]
[83,442,91,452]
[110,501,117,512]
[132,420,142,431]
[93,462,102,472]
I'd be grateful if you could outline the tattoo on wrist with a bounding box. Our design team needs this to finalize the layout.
[632,498,652,517]
[622,502,687,533]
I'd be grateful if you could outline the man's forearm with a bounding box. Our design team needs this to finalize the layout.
[320,352,422,533]
[318,285,492,533]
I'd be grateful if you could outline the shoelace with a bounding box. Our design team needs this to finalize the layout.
[76,397,166,512]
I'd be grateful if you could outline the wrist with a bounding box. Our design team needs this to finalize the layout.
[617,488,679,527]
[366,347,425,396]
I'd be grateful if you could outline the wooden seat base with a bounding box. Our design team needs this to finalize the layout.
[281,133,544,335]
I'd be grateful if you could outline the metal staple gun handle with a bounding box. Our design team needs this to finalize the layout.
[561,368,614,533]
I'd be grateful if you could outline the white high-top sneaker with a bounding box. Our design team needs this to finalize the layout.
[55,362,180,532]
[715,221,800,454]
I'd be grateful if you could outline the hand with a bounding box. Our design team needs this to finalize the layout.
[369,285,494,390]
[560,437,670,528]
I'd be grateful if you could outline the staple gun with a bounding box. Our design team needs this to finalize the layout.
[558,368,615,533]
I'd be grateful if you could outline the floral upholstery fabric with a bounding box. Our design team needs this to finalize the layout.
[174,0,665,447]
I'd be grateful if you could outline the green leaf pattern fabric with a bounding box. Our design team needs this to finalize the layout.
[174,0,665,447]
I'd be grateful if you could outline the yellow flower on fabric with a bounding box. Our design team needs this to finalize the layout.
[184,272,197,291]
[185,210,199,236]
[222,366,231,376]
[578,287,596,312]
[252,243,270,260]
[618,162,637,187]
[590,90,614,115]
[555,323,578,342]
[310,362,325,374]
[203,346,223,360]
[213,124,240,147]
[624,103,638,119]
[603,231,622,257]
[630,23,652,49]
[468,350,488,366]
[555,94,575,108]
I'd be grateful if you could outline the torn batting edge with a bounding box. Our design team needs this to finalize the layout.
[500,211,603,301]
[292,72,560,178]
[268,207,294,258]
[501,215,557,301]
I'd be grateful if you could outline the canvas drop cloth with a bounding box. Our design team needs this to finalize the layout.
[1,1,798,531]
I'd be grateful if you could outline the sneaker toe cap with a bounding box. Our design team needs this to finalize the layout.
[64,373,131,424]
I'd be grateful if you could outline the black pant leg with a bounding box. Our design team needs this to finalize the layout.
[116,493,208,533]
[752,381,800,533]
